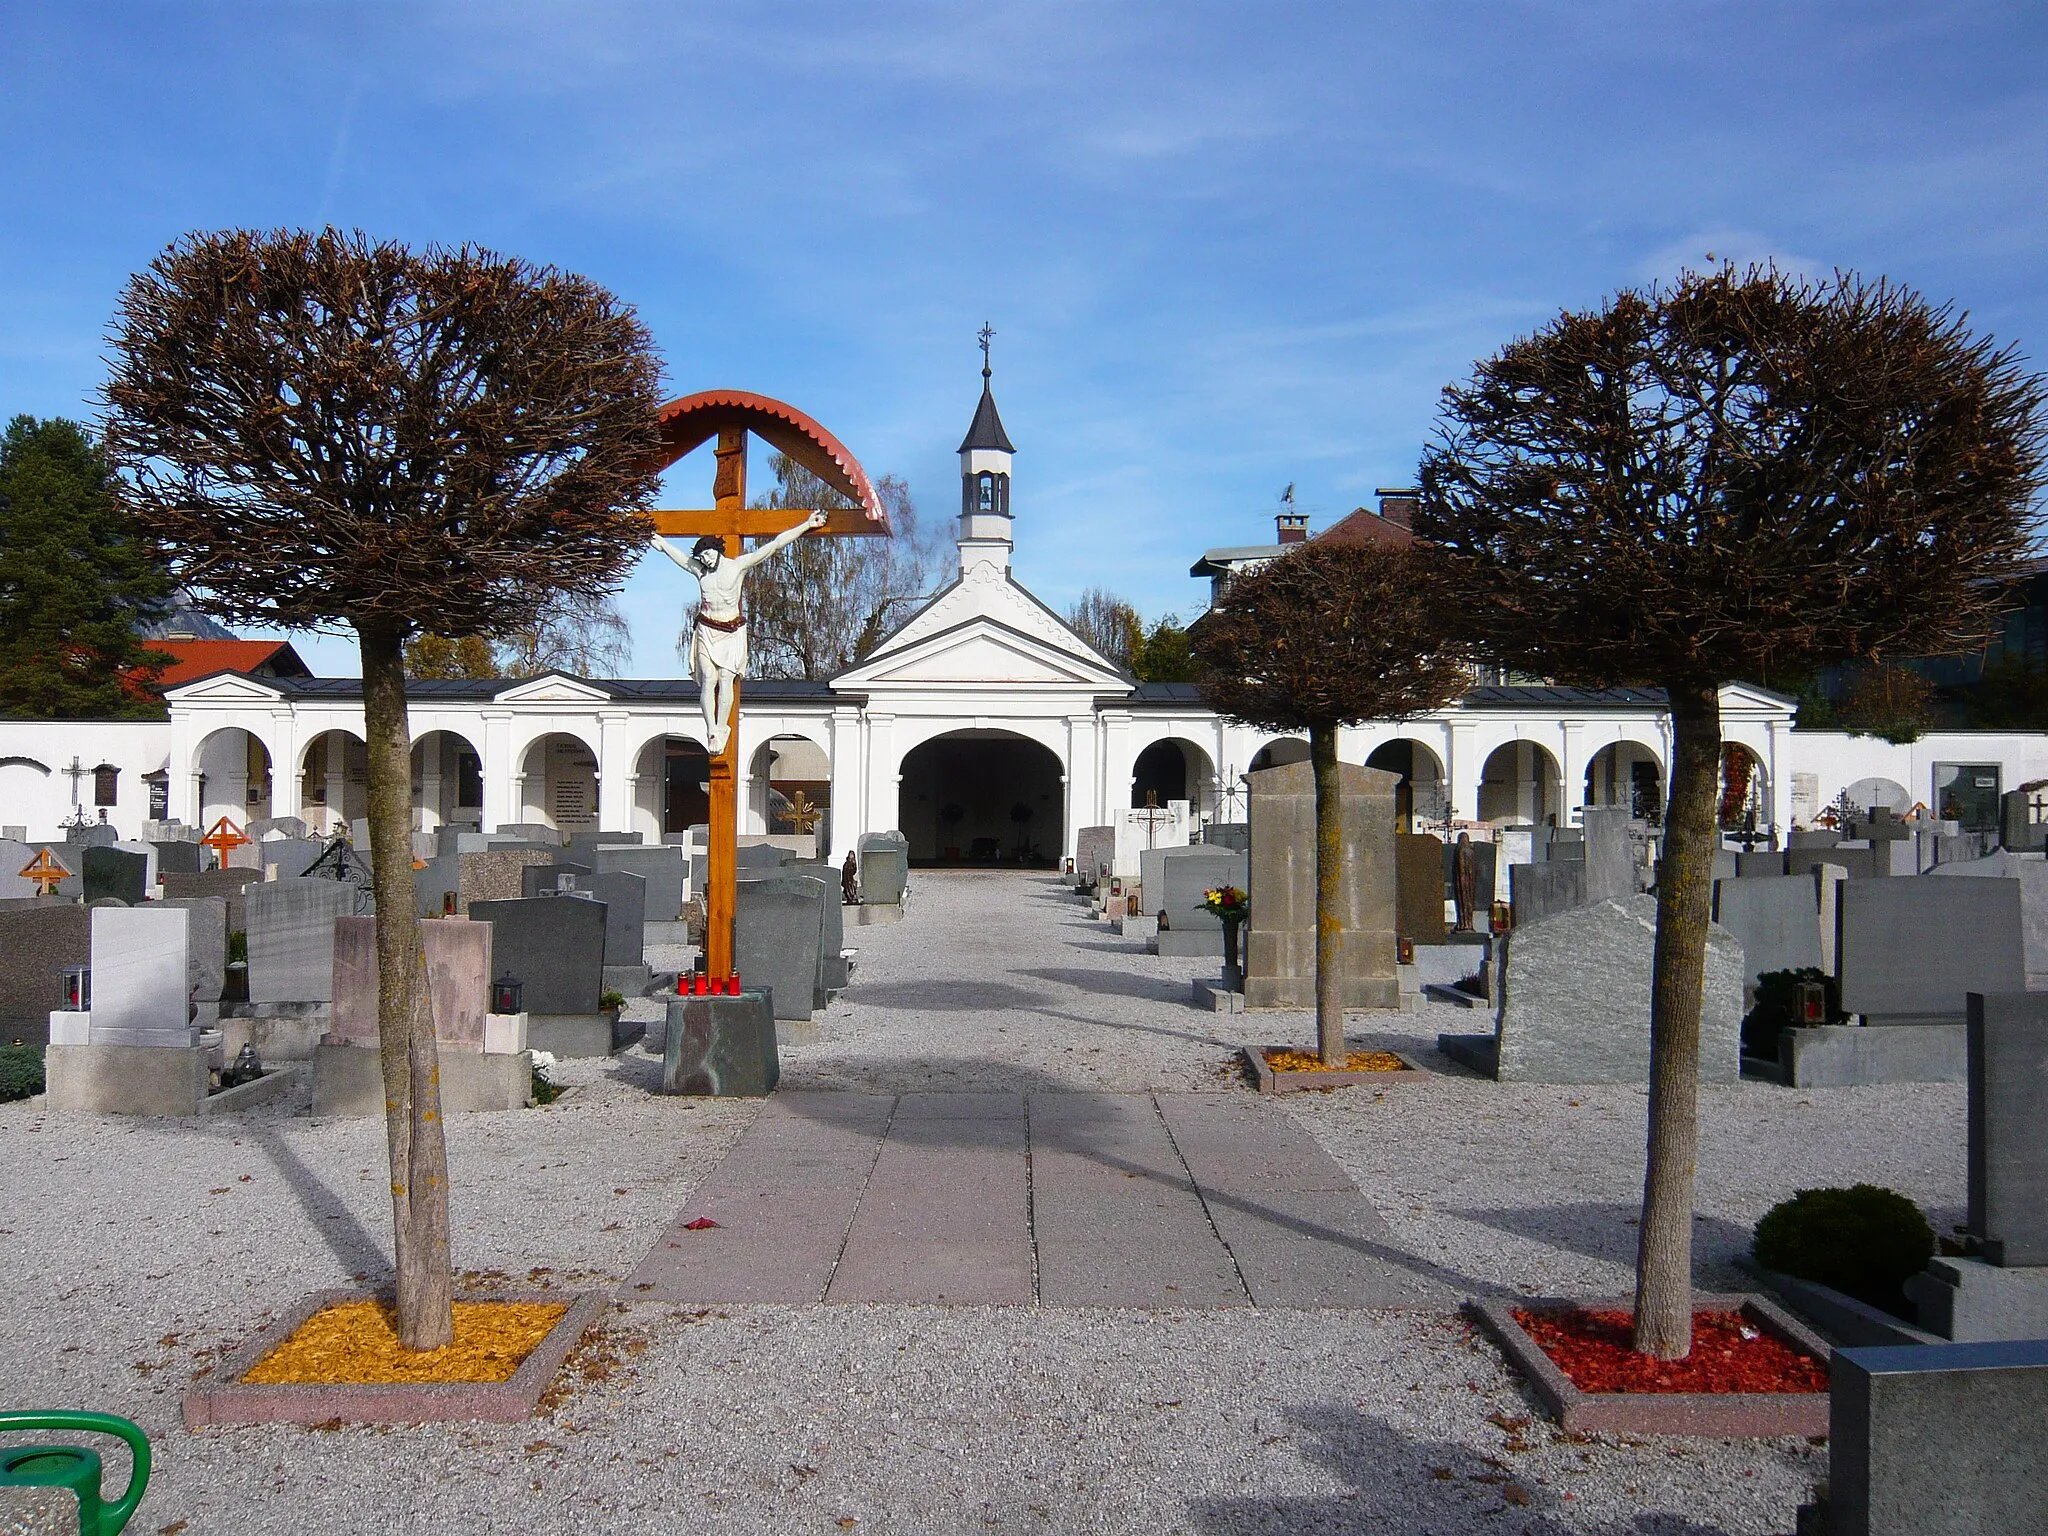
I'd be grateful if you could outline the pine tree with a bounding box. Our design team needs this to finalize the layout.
[0,415,172,717]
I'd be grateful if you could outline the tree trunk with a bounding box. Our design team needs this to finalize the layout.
[1311,720,1345,1066]
[357,619,455,1351]
[1633,679,1722,1359]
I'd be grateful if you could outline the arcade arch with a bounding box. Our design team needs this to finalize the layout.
[518,732,600,833]
[749,734,832,842]
[1249,737,1310,771]
[898,728,1062,866]
[1366,739,1446,830]
[411,730,483,833]
[1477,740,1561,826]
[298,729,366,834]
[1131,737,1217,817]
[196,727,273,829]
[1585,740,1664,822]
[632,734,711,838]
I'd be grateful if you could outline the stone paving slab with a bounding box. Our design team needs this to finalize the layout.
[826,1092,1032,1304]
[1159,1094,1449,1308]
[627,1094,894,1302]
[1028,1093,1250,1307]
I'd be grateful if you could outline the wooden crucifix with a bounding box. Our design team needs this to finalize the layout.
[645,391,889,982]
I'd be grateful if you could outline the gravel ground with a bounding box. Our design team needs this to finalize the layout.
[0,870,1964,1534]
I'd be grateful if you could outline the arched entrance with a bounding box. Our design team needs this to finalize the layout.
[1366,739,1446,830]
[1249,737,1310,771]
[634,736,711,837]
[299,729,366,834]
[1131,737,1217,818]
[898,730,1063,866]
[518,732,599,833]
[749,734,831,846]
[1720,743,1770,843]
[1478,740,1561,826]
[1585,740,1663,823]
[411,730,483,833]
[196,727,272,829]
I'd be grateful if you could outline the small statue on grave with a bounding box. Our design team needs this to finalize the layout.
[652,510,827,755]
[1452,831,1479,933]
[841,849,860,906]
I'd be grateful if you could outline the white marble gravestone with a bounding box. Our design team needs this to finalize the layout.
[88,904,191,1046]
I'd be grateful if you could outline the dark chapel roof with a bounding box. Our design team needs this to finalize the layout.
[957,379,1016,454]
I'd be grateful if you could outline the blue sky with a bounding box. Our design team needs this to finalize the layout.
[3,3,2045,677]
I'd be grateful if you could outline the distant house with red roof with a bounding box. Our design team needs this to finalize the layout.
[145,638,312,689]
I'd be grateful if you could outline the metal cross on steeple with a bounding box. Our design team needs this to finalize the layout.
[978,322,995,378]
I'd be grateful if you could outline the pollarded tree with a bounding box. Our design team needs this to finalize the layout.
[1194,539,1470,1064]
[1418,265,2046,1358]
[104,229,662,1348]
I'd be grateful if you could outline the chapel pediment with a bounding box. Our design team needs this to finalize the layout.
[491,673,615,705]
[837,615,1129,692]
[162,672,285,704]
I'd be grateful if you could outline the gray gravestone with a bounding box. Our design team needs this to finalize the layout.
[662,992,779,1096]
[1245,759,1398,1009]
[1735,850,1788,878]
[1509,860,1586,928]
[1792,844,1881,882]
[159,867,262,937]
[261,837,326,880]
[855,832,909,906]
[68,823,119,849]
[1826,1340,2048,1536]
[468,896,606,1016]
[82,845,147,906]
[158,895,229,1010]
[793,863,849,987]
[1967,992,2048,1267]
[1929,852,2048,986]
[0,839,35,899]
[248,815,308,840]
[735,843,792,872]
[1581,807,1636,903]
[1443,838,1498,928]
[1395,832,1447,944]
[1839,879,2024,1025]
[734,877,826,1021]
[1199,822,1250,855]
[88,904,190,1046]
[586,869,647,964]
[522,861,594,897]
[594,843,686,921]
[1074,825,1115,885]
[1712,871,1824,989]
[2001,789,2048,853]
[413,854,461,918]
[0,903,89,1041]
[1146,845,1248,957]
[1490,894,1743,1084]
[245,878,356,1004]
[152,839,202,875]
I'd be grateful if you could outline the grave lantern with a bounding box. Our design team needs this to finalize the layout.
[61,964,90,1011]
[442,891,457,916]
[1795,978,1828,1026]
[1489,901,1512,935]
[491,973,524,1015]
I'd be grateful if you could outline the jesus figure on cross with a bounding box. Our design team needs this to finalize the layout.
[653,510,826,754]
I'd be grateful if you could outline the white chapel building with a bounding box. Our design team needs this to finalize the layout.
[5,370,2044,859]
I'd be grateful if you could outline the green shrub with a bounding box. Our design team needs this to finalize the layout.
[0,1043,46,1102]
[1753,1184,1935,1316]
[1740,967,1844,1060]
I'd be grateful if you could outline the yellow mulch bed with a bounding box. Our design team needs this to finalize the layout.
[242,1300,568,1386]
[1263,1048,1410,1074]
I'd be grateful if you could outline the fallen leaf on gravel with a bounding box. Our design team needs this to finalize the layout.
[238,1174,252,1182]
[682,1217,720,1230]
[208,1187,228,1195]
[1504,1484,1532,1507]
[160,1522,188,1534]
[1430,1468,1454,1480]
[837,1521,857,1530]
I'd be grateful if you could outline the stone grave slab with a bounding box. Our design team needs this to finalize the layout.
[661,992,779,1096]
[1139,844,1246,956]
[1199,822,1250,854]
[1966,992,2048,1267]
[0,839,36,899]
[1929,852,2048,987]
[594,843,686,922]
[1396,832,1447,944]
[1245,759,1398,1010]
[1509,859,1586,929]
[459,848,553,913]
[245,878,356,1004]
[158,895,229,1012]
[1580,806,1635,903]
[1712,871,1824,990]
[89,904,190,1046]
[1838,879,2024,1025]
[1488,894,1743,1084]
[82,845,147,905]
[152,839,202,876]
[522,860,594,897]
[0,904,89,1043]
[734,876,827,1020]
[584,868,646,965]
[1074,825,1114,886]
[1735,850,1788,878]
[855,831,909,905]
[467,896,605,1016]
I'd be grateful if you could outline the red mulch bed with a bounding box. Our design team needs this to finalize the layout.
[1511,1307,1829,1396]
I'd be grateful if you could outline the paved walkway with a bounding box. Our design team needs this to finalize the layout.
[627,1087,1444,1308]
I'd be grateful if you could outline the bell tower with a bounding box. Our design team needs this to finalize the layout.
[957,323,1016,575]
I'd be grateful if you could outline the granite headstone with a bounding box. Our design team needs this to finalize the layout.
[467,896,605,1016]
[1838,880,2024,1026]
[88,904,190,1046]
[1245,759,1398,1009]
[1395,833,1448,944]
[245,878,356,1004]
[82,845,147,906]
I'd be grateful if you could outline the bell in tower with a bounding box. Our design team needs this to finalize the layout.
[957,323,1016,575]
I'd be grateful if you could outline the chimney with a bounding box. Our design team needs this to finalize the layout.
[1275,512,1309,545]
[1375,488,1418,531]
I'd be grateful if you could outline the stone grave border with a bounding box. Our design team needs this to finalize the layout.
[182,1287,608,1428]
[1465,1292,1832,1436]
[1241,1043,1431,1095]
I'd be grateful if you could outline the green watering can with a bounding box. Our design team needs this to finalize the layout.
[0,1411,151,1535]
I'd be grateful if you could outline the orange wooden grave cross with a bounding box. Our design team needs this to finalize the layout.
[19,848,67,897]
[201,816,251,870]
[646,391,889,980]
